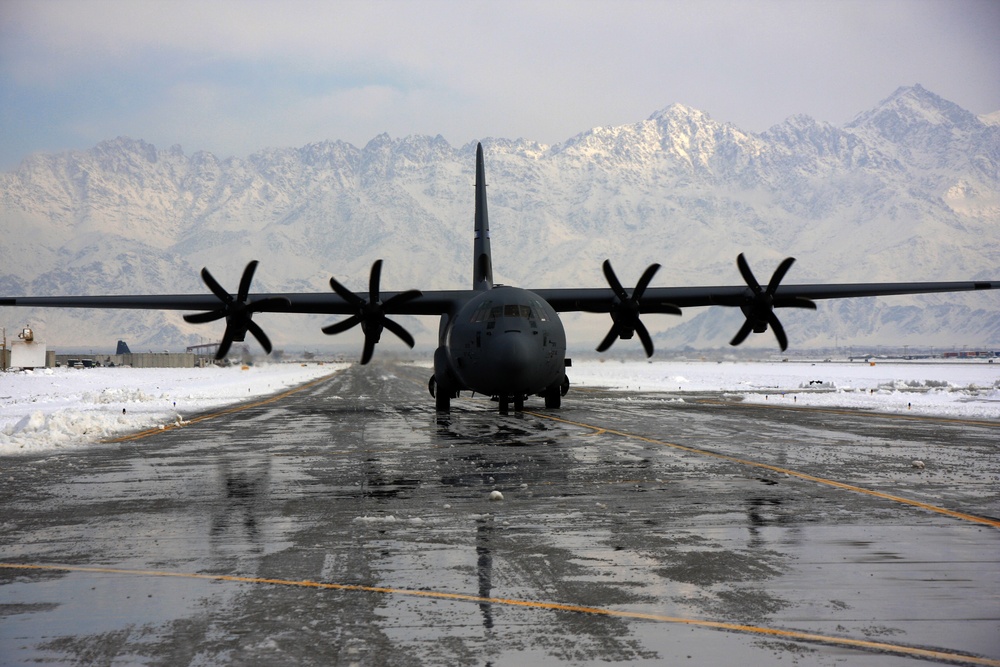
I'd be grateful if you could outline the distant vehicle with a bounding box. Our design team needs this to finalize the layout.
[2,144,997,412]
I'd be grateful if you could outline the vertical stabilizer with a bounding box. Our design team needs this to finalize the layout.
[473,142,493,291]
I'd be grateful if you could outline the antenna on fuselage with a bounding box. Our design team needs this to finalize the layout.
[473,142,494,292]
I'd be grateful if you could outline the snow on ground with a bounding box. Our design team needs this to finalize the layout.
[0,363,345,455]
[569,359,1000,420]
[2,359,997,456]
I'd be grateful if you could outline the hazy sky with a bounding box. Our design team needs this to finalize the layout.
[1,0,998,170]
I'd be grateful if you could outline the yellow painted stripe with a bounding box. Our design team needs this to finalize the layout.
[105,371,340,443]
[1,563,995,666]
[526,412,1000,529]
[694,398,1000,428]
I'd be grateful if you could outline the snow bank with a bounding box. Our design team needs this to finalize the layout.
[569,360,1000,420]
[3,360,996,456]
[0,363,344,455]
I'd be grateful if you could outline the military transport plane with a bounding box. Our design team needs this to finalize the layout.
[2,143,998,413]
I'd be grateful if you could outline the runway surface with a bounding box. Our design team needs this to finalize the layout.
[2,361,998,666]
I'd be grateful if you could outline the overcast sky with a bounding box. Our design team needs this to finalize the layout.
[1,0,998,170]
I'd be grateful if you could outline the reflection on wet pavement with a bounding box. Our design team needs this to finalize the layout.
[1,361,998,666]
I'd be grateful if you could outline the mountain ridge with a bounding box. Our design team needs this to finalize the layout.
[2,84,998,351]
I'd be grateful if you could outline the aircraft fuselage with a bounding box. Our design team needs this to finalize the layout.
[434,286,567,410]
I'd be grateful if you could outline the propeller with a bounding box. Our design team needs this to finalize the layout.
[596,259,681,357]
[729,253,817,351]
[323,260,422,364]
[183,260,290,359]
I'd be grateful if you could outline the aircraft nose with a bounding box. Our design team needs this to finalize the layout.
[493,332,533,390]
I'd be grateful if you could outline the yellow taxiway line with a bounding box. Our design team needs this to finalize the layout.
[526,411,1000,529]
[693,398,1000,428]
[2,562,996,666]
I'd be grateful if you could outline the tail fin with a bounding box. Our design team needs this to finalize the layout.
[473,142,493,291]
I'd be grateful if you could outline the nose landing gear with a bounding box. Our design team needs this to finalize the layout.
[495,394,526,415]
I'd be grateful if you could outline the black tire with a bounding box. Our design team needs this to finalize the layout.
[544,388,561,409]
[435,390,451,412]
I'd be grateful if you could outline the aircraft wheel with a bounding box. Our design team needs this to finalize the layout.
[435,391,451,412]
[544,387,561,409]
[514,396,524,412]
[498,395,510,415]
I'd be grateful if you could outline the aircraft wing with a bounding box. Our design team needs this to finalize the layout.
[532,275,998,355]
[535,280,1000,312]
[10,280,994,318]
[0,285,466,363]
[0,291,466,316]
[4,258,997,360]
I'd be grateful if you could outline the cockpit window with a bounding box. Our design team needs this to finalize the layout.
[469,300,493,323]
[475,301,547,323]
[504,304,532,318]
[530,300,549,322]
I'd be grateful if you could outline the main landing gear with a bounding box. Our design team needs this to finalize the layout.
[428,376,456,412]
[542,375,570,410]
[429,375,570,414]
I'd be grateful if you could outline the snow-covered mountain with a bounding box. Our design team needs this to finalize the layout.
[2,84,998,352]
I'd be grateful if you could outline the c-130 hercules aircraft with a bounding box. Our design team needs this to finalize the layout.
[2,143,998,413]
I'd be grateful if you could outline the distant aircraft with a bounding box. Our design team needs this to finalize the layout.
[2,144,997,413]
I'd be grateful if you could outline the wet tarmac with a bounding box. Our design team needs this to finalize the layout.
[1,361,998,666]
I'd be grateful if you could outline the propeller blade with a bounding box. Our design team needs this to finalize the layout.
[776,297,817,310]
[322,315,362,335]
[237,260,258,302]
[201,267,231,303]
[602,260,628,301]
[246,319,273,354]
[736,253,761,293]
[766,257,795,295]
[325,260,420,364]
[651,304,683,315]
[635,319,655,358]
[329,277,365,307]
[383,318,416,349]
[369,259,383,304]
[597,259,675,355]
[187,261,278,358]
[730,319,754,347]
[216,329,236,360]
[767,311,788,351]
[246,296,290,313]
[382,289,423,309]
[596,326,620,353]
[360,335,378,365]
[633,263,661,300]
[730,254,809,350]
[184,309,226,324]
